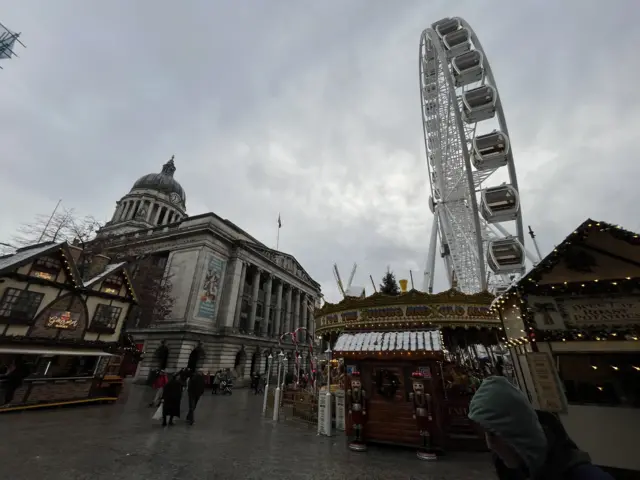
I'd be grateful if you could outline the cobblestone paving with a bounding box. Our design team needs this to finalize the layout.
[1,382,494,480]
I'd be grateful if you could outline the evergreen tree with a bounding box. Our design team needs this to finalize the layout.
[379,269,400,295]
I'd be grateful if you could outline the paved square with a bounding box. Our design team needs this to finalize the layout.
[1,383,494,479]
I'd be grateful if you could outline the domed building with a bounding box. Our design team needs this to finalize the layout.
[100,157,187,236]
[95,157,321,385]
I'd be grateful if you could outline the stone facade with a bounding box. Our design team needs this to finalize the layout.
[97,159,322,385]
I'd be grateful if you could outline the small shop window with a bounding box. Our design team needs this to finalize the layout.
[101,274,124,294]
[40,355,98,378]
[32,256,62,280]
[557,353,640,409]
[91,304,122,330]
[0,288,45,322]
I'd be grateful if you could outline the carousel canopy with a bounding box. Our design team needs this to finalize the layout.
[334,330,442,353]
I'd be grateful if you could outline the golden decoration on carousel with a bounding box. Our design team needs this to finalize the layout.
[315,288,498,335]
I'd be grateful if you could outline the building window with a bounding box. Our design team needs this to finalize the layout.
[32,256,62,280]
[558,353,640,409]
[91,304,122,331]
[101,274,123,295]
[0,288,45,323]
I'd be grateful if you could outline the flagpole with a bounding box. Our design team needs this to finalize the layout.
[276,213,281,251]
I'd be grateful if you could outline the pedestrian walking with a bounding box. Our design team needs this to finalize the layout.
[149,369,168,407]
[212,370,221,395]
[186,370,206,425]
[469,376,613,480]
[161,374,183,427]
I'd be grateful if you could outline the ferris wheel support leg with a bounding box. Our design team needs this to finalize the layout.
[424,214,439,293]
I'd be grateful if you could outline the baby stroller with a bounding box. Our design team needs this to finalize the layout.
[220,377,233,395]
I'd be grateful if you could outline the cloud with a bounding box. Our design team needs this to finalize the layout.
[0,0,639,303]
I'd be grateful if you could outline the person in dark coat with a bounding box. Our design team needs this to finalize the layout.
[469,376,613,480]
[1,359,29,406]
[161,375,183,427]
[187,341,205,371]
[186,370,206,425]
[155,340,169,370]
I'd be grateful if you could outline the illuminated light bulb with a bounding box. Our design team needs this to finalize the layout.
[611,366,619,371]
[591,365,598,370]
[597,386,603,391]
[633,366,640,371]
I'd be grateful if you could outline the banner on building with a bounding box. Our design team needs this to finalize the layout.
[195,252,226,321]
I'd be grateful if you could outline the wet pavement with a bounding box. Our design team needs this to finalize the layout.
[1,382,494,479]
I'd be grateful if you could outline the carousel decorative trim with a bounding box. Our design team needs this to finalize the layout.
[316,287,494,317]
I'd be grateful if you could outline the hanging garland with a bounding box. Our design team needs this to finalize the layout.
[375,369,400,399]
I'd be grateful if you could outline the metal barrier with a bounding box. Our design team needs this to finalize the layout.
[280,389,318,427]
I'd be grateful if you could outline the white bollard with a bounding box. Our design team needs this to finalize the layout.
[273,386,281,421]
[324,391,333,436]
[262,354,273,415]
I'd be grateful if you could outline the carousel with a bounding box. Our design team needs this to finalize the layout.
[315,283,504,458]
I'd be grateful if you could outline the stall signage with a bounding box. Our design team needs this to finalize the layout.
[525,352,568,413]
[361,307,404,320]
[46,311,78,330]
[334,390,346,431]
[562,297,640,327]
[317,394,329,436]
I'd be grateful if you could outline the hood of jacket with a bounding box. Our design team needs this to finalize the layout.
[468,376,548,476]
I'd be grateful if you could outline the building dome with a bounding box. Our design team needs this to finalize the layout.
[131,156,186,204]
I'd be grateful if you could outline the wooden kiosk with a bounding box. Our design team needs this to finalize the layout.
[316,288,502,454]
[492,219,640,475]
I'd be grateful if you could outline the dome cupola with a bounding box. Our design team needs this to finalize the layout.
[131,156,186,206]
[101,155,189,235]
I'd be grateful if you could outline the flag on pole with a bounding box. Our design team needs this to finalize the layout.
[278,213,282,229]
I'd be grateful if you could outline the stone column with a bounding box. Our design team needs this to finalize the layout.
[285,286,293,333]
[154,206,163,225]
[249,267,262,333]
[293,289,300,332]
[301,293,309,332]
[218,256,242,328]
[233,261,248,328]
[261,273,273,336]
[273,280,283,337]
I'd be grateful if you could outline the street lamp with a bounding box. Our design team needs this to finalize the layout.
[262,353,273,415]
[272,351,285,421]
[318,347,333,436]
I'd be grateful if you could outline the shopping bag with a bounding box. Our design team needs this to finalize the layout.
[152,403,163,421]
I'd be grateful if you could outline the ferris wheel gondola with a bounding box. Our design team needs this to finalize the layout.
[419,17,539,294]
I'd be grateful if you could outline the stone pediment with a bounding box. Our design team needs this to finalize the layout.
[240,242,317,287]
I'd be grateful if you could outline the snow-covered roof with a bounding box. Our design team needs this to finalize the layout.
[84,262,126,287]
[333,330,442,353]
[0,242,61,274]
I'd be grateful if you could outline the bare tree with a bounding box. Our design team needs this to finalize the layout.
[6,207,103,250]
[1,206,175,331]
[125,255,175,329]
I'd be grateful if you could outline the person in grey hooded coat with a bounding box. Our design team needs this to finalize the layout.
[468,376,612,480]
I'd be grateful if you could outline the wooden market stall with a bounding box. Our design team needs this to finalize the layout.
[0,241,138,412]
[492,219,640,475]
[316,288,503,453]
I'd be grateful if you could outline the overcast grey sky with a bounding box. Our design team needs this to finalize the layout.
[0,1,638,303]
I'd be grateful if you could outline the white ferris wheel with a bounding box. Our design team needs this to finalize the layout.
[419,17,539,295]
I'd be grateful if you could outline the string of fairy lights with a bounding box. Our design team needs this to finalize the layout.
[490,220,640,362]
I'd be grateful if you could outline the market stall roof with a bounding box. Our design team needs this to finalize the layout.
[334,330,442,353]
[0,346,114,357]
[492,218,640,309]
